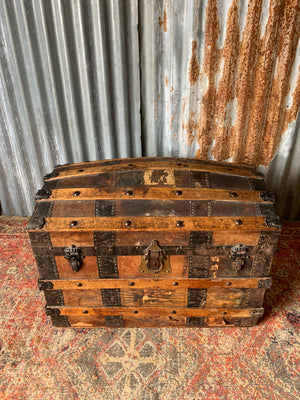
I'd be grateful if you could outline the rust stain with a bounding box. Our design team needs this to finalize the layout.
[195,0,220,159]
[188,41,201,86]
[143,170,175,186]
[211,0,240,161]
[261,0,300,164]
[165,75,168,87]
[170,86,174,92]
[159,5,168,32]
[182,115,197,146]
[192,0,299,166]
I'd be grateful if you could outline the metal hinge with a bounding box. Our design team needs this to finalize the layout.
[27,216,45,230]
[35,188,52,200]
[260,191,276,202]
[229,244,250,272]
[38,280,53,290]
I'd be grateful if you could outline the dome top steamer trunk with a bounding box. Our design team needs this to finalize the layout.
[27,157,281,328]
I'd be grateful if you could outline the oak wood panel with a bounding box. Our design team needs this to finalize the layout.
[117,255,188,278]
[212,231,261,246]
[50,232,95,247]
[52,306,262,318]
[55,256,99,279]
[63,290,103,306]
[46,277,269,290]
[46,187,264,202]
[43,216,276,232]
[47,161,261,180]
[121,289,187,307]
[115,231,190,246]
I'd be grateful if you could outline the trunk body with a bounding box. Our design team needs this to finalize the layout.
[27,157,281,328]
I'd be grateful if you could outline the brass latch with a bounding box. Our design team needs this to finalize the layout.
[229,244,249,272]
[139,240,171,275]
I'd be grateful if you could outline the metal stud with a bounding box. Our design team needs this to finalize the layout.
[125,220,132,227]
[229,192,238,198]
[175,190,182,196]
[125,190,133,196]
[176,221,184,227]
[73,191,81,197]
[70,220,78,228]
[235,219,243,226]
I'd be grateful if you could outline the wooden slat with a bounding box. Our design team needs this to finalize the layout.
[212,231,261,246]
[45,187,266,202]
[44,277,270,290]
[54,157,258,171]
[42,216,276,232]
[50,306,263,318]
[47,160,261,180]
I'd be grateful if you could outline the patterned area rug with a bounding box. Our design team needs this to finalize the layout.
[0,217,299,400]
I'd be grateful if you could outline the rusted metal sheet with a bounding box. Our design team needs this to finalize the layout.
[0,0,299,218]
[139,0,300,218]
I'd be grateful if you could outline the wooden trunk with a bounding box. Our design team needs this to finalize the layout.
[27,157,281,328]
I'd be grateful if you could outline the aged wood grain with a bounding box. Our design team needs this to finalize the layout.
[46,187,265,202]
[55,256,99,279]
[68,315,105,327]
[206,288,249,308]
[46,160,261,181]
[63,290,103,307]
[212,231,261,246]
[45,277,270,290]
[50,232,95,247]
[43,216,277,232]
[52,201,95,217]
[121,289,187,307]
[115,231,190,246]
[51,306,262,318]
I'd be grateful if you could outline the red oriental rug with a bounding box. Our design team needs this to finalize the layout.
[0,217,299,400]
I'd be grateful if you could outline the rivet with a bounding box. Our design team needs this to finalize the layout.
[126,190,133,196]
[125,220,132,227]
[77,282,83,287]
[82,310,88,314]
[229,192,238,198]
[133,310,138,314]
[166,270,170,273]
[222,311,227,316]
[171,310,176,314]
[70,220,78,228]
[173,282,179,286]
[77,169,84,172]
[128,281,135,286]
[236,219,243,226]
[175,190,182,196]
[176,221,184,227]
[73,191,81,197]
[226,282,232,286]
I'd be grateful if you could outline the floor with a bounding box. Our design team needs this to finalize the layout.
[0,217,299,400]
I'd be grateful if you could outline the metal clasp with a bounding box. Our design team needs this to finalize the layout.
[64,245,84,272]
[229,244,249,272]
[139,240,171,275]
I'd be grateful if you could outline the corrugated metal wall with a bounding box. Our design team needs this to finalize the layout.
[1,0,299,218]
